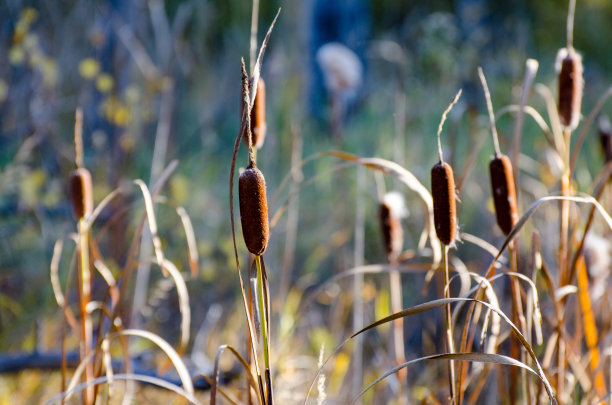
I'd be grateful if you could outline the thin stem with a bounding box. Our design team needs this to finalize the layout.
[477,67,501,156]
[74,108,84,169]
[78,218,93,405]
[443,246,456,404]
[508,242,527,405]
[255,255,270,390]
[437,90,463,163]
[567,0,576,50]
[241,59,256,167]
[249,0,260,75]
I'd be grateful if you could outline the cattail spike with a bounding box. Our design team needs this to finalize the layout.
[431,162,457,246]
[379,192,406,262]
[243,78,267,150]
[557,47,583,130]
[489,155,518,235]
[70,168,93,220]
[239,165,269,255]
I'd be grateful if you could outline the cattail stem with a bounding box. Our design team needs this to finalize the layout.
[74,108,84,169]
[437,90,462,163]
[442,246,457,404]
[567,0,576,50]
[477,67,501,156]
[508,242,527,404]
[78,218,94,405]
[255,255,272,404]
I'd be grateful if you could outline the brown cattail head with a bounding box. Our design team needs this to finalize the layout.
[489,154,518,236]
[242,78,267,150]
[431,162,457,246]
[70,168,93,220]
[239,165,269,255]
[598,114,612,163]
[379,192,406,262]
[557,47,583,130]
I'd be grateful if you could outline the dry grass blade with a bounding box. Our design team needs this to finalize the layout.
[93,259,119,306]
[350,297,556,402]
[325,151,441,266]
[535,83,564,153]
[575,255,607,396]
[486,194,612,279]
[142,258,191,355]
[200,375,240,405]
[85,160,179,229]
[512,59,539,179]
[134,179,165,268]
[459,232,503,260]
[43,374,201,405]
[50,236,78,328]
[496,105,555,152]
[352,352,547,405]
[569,85,612,175]
[249,8,280,107]
[210,344,261,405]
[110,329,194,395]
[155,196,199,278]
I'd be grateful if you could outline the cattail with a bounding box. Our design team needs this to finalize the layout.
[379,192,406,261]
[431,162,457,246]
[239,164,269,255]
[489,155,518,235]
[478,67,519,236]
[242,78,267,150]
[557,47,583,130]
[70,168,93,220]
[598,114,612,163]
[431,90,461,246]
[251,78,266,149]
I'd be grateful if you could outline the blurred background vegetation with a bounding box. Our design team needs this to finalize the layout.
[1,0,612,402]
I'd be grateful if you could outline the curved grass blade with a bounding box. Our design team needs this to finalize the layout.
[155,196,199,278]
[325,151,441,267]
[485,194,612,279]
[352,352,548,405]
[43,373,201,405]
[111,329,194,395]
[351,297,556,402]
[210,344,261,405]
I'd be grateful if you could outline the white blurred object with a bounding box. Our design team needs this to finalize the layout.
[383,191,409,219]
[583,234,611,302]
[316,42,363,137]
[316,42,363,97]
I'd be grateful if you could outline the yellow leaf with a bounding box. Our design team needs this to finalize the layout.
[8,46,25,65]
[21,7,39,25]
[78,58,100,79]
[96,73,114,93]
